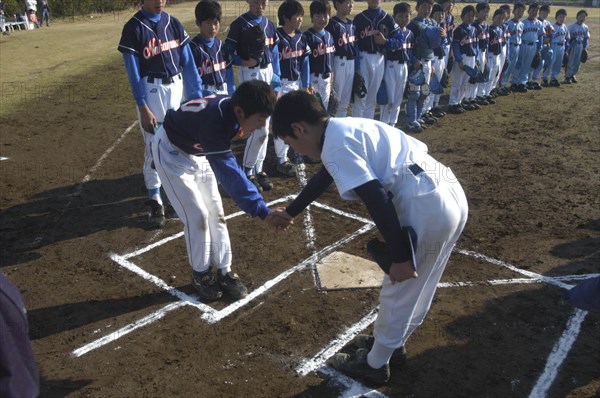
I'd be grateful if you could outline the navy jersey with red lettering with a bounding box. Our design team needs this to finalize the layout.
[444,13,455,42]
[451,22,478,62]
[472,20,489,52]
[488,24,504,55]
[118,10,189,78]
[325,16,357,59]
[162,95,268,218]
[277,28,309,81]
[386,28,414,63]
[303,28,335,77]
[225,13,278,67]
[353,7,398,54]
[190,36,231,87]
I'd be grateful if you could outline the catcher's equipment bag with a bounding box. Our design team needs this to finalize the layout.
[237,24,266,64]
[531,51,542,69]
[581,48,588,63]
[352,72,367,98]
[366,226,418,274]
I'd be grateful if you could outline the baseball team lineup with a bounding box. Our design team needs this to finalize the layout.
[113,0,594,387]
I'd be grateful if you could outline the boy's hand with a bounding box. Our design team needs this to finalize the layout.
[373,32,387,46]
[439,27,447,38]
[412,60,422,71]
[389,261,418,284]
[138,104,158,134]
[266,208,293,231]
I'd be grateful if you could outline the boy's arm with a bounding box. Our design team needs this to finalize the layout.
[225,67,236,95]
[180,44,204,100]
[285,166,334,217]
[301,55,310,89]
[122,52,146,106]
[353,179,415,266]
[206,152,270,220]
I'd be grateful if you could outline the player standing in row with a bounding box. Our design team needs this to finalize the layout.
[380,2,414,128]
[225,0,281,192]
[352,0,399,119]
[427,3,449,119]
[564,10,590,84]
[118,0,204,229]
[325,0,357,118]
[513,3,544,92]
[439,0,454,68]
[530,5,553,87]
[152,81,289,301]
[274,0,309,177]
[545,9,569,87]
[271,90,468,385]
[499,3,524,93]
[484,9,507,99]
[494,4,512,96]
[407,0,446,127]
[447,5,478,115]
[472,2,491,106]
[190,0,235,96]
[304,0,335,110]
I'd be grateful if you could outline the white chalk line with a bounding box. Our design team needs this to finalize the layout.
[529,309,588,398]
[71,301,187,358]
[437,274,599,288]
[0,156,9,161]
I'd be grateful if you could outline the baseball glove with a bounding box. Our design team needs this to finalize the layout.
[502,59,510,73]
[352,72,367,99]
[440,69,449,88]
[531,51,542,69]
[563,52,569,67]
[446,55,454,73]
[581,48,588,63]
[327,89,340,117]
[237,24,266,64]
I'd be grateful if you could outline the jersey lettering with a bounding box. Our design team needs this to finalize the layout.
[143,38,181,59]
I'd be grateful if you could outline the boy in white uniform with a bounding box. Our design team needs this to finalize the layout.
[271,91,469,385]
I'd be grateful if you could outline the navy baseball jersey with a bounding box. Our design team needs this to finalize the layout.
[303,28,335,77]
[353,8,398,54]
[225,13,278,67]
[386,28,414,63]
[472,20,489,52]
[452,22,478,61]
[277,28,309,81]
[444,13,455,42]
[190,36,231,87]
[325,16,358,59]
[118,10,189,78]
[488,24,504,55]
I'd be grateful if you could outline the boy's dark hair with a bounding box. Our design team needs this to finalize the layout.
[461,5,475,18]
[272,91,328,139]
[278,0,304,26]
[528,2,539,11]
[493,8,504,18]
[393,2,411,16]
[416,0,435,8]
[555,8,567,18]
[513,3,526,11]
[499,4,511,12]
[576,9,588,18]
[331,0,347,11]
[436,0,452,5]
[431,3,443,15]
[195,0,221,23]
[231,80,276,117]
[310,0,331,19]
[476,2,490,12]
[540,5,550,12]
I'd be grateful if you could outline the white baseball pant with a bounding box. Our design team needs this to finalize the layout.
[152,126,232,273]
[137,74,184,191]
[274,78,302,162]
[484,53,501,96]
[310,73,332,111]
[422,57,445,112]
[418,59,433,117]
[238,64,274,174]
[380,60,408,126]
[449,55,476,105]
[332,55,355,117]
[353,52,385,119]
[475,50,487,97]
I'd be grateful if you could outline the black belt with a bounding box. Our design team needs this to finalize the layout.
[313,72,331,79]
[363,50,382,55]
[147,74,181,84]
[510,42,519,46]
[523,41,536,45]
[335,55,355,60]
[555,42,565,46]
[408,164,424,176]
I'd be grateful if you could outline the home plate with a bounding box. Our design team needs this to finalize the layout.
[317,251,384,290]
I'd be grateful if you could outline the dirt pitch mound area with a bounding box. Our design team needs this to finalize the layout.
[0,4,599,398]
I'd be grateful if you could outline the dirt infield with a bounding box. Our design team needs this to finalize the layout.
[1,3,599,397]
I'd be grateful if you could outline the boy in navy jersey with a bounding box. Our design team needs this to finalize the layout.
[304,0,335,110]
[151,81,289,301]
[326,0,357,117]
[274,0,310,176]
[118,0,204,229]
[190,0,235,96]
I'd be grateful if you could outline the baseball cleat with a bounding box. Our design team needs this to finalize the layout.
[329,348,390,386]
[256,171,273,191]
[276,161,297,177]
[353,334,407,364]
[431,107,446,118]
[248,175,263,193]
[570,76,578,83]
[447,104,465,114]
[563,77,572,84]
[217,271,248,299]
[192,269,223,301]
[549,78,560,87]
[146,199,165,229]
[406,122,423,133]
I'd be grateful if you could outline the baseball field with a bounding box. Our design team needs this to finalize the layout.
[0,1,599,397]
